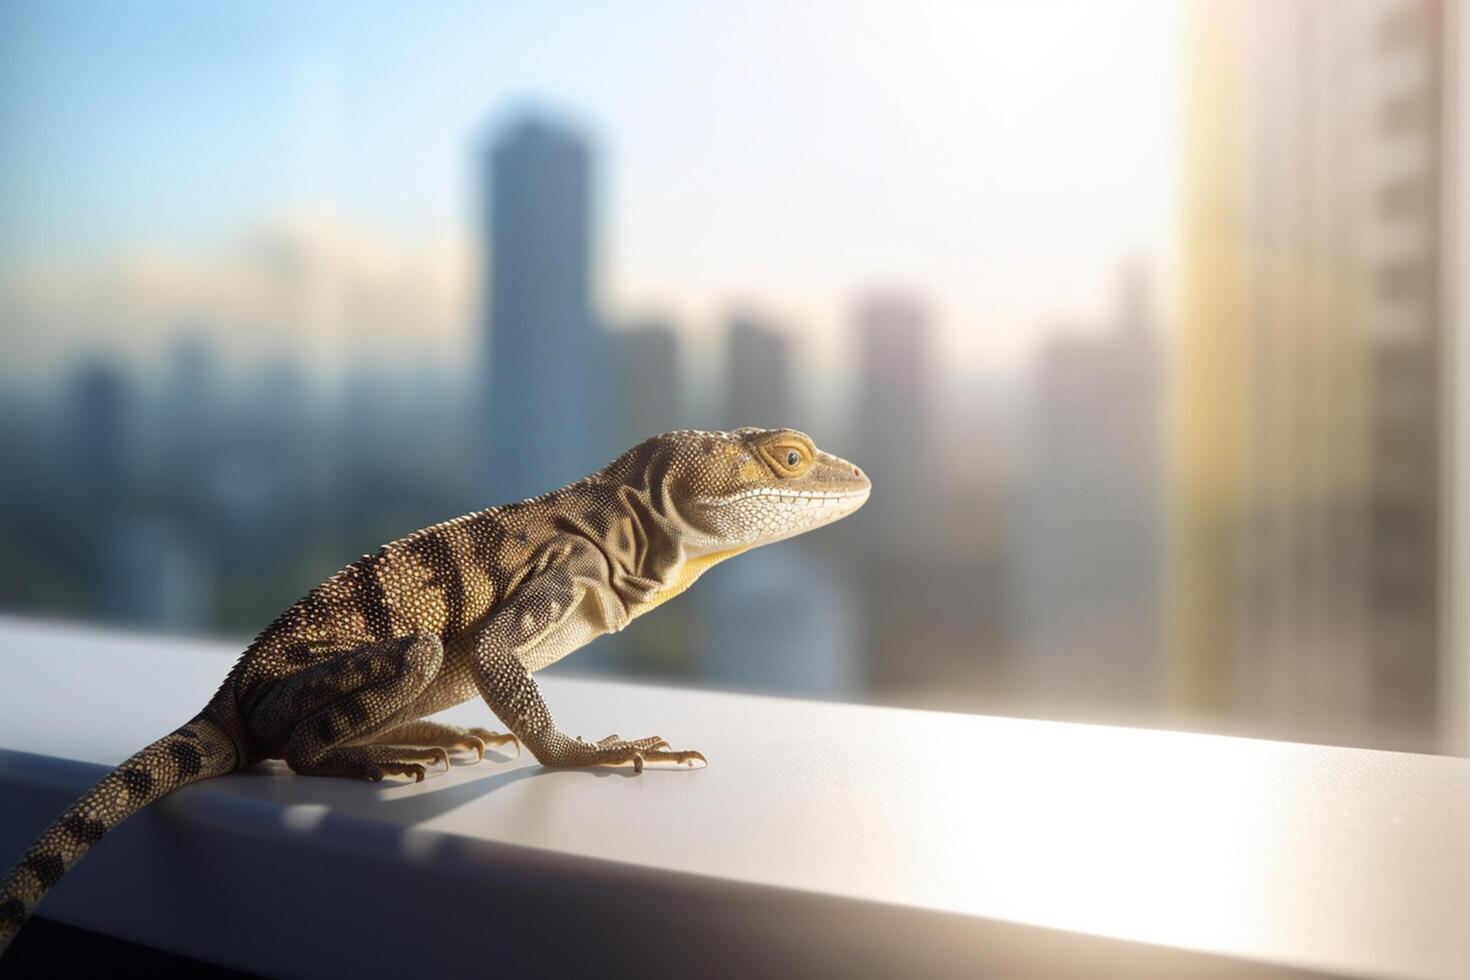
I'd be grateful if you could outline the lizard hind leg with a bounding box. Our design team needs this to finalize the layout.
[357,719,520,762]
[262,633,451,783]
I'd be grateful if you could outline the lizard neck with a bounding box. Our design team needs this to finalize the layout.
[625,544,749,618]
[581,465,746,622]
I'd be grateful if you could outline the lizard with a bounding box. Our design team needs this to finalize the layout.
[0,426,869,955]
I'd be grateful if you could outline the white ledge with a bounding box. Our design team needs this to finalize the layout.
[0,614,1467,979]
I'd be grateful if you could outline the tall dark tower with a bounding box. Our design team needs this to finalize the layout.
[482,115,600,503]
[67,361,133,513]
[617,321,682,446]
[725,315,792,430]
[855,292,931,549]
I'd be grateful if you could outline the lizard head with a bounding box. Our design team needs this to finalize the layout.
[645,427,871,553]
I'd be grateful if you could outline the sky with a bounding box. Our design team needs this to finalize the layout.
[0,0,1182,381]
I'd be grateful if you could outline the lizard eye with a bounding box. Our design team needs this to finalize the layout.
[760,440,812,476]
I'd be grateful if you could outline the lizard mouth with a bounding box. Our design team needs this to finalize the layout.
[713,487,871,506]
[701,485,871,539]
[689,486,870,546]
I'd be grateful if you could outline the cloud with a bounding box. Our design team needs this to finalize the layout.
[0,212,477,378]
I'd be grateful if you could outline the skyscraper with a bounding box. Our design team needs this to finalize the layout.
[1170,0,1247,722]
[482,115,601,504]
[1016,263,1163,714]
[1171,0,1455,750]
[854,291,932,551]
[616,321,683,446]
[1363,0,1450,747]
[724,315,792,430]
[691,308,854,697]
[66,361,133,514]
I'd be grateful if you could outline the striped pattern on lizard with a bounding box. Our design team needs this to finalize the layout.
[0,427,870,955]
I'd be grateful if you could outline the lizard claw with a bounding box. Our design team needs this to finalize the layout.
[630,747,706,771]
[362,747,453,782]
[367,762,430,782]
[468,727,521,760]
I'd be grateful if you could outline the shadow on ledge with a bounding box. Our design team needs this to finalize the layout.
[5,915,262,979]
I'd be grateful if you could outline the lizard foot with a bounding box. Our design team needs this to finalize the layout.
[363,722,520,763]
[362,747,451,783]
[568,735,707,773]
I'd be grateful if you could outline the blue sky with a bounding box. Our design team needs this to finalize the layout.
[1,0,1181,374]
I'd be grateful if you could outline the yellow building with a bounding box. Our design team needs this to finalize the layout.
[1170,0,1452,751]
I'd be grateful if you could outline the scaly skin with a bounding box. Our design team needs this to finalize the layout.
[0,427,869,954]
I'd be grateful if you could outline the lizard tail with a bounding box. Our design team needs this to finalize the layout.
[0,696,242,956]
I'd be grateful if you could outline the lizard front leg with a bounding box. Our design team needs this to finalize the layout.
[472,571,706,772]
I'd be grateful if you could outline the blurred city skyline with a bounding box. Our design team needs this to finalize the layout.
[0,0,1460,757]
[1,0,1180,385]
